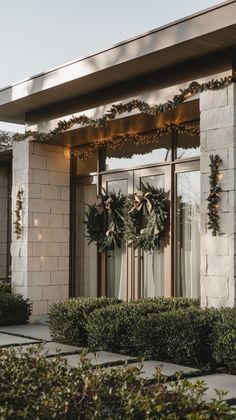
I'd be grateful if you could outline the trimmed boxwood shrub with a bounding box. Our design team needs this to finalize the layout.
[48,297,122,346]
[137,308,216,368]
[87,298,200,356]
[211,308,236,373]
[0,292,31,326]
[0,346,235,419]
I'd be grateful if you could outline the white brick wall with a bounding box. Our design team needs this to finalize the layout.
[200,84,236,308]
[0,166,10,280]
[11,140,70,320]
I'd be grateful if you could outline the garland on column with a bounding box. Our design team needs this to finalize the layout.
[207,155,222,236]
[14,188,24,239]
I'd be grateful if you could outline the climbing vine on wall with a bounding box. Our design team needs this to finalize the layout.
[14,188,24,240]
[207,155,222,236]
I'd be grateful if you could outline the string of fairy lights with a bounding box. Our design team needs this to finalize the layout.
[70,123,200,160]
[0,75,234,150]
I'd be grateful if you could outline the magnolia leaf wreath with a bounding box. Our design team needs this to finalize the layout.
[84,189,126,252]
[124,183,169,251]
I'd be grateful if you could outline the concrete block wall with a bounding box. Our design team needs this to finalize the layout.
[0,166,9,280]
[200,84,236,307]
[11,139,70,320]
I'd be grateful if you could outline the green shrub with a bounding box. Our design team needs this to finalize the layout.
[211,308,236,373]
[87,298,200,355]
[137,308,216,368]
[0,281,11,294]
[0,292,31,326]
[48,297,122,346]
[0,346,235,419]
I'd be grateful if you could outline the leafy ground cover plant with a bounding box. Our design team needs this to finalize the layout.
[0,346,235,419]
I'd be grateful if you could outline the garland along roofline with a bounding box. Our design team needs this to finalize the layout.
[1,75,234,145]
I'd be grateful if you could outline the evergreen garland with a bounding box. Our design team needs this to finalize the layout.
[124,182,169,251]
[0,75,234,146]
[84,190,126,252]
[207,154,222,236]
[14,188,24,239]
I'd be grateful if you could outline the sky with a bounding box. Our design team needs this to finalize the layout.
[0,0,224,131]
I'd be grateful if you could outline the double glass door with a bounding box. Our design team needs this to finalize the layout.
[73,163,200,300]
[101,166,171,300]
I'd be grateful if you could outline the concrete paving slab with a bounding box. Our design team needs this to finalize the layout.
[0,333,39,347]
[20,341,84,357]
[0,324,51,341]
[189,374,236,402]
[63,351,135,367]
[124,360,199,379]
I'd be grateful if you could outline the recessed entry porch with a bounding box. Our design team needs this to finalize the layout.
[68,99,200,301]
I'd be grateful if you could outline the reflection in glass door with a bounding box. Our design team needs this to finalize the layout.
[106,178,128,300]
[176,170,200,297]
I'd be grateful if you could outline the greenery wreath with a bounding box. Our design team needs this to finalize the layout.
[124,182,169,251]
[84,189,126,252]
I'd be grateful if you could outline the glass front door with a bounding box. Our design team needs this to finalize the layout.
[106,178,128,300]
[175,168,200,297]
[101,166,171,300]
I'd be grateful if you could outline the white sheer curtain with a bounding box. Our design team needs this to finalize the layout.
[143,246,164,297]
[107,243,127,299]
[176,172,200,298]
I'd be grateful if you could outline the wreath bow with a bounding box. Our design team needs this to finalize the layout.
[104,196,113,214]
[129,191,153,214]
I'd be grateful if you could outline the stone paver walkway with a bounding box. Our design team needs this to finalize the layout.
[64,351,136,367]
[0,324,235,405]
[121,360,199,379]
[18,341,84,357]
[0,324,51,341]
[0,332,39,347]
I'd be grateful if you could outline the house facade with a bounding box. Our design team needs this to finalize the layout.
[0,1,236,320]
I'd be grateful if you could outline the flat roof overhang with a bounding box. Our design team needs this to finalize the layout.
[0,0,235,124]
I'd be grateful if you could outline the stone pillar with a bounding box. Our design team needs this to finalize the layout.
[11,139,70,321]
[200,84,236,308]
[0,166,10,281]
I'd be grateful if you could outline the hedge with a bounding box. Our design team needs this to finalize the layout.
[0,292,31,326]
[211,308,236,373]
[86,298,200,356]
[48,297,122,346]
[137,308,215,368]
[0,346,235,419]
